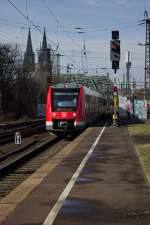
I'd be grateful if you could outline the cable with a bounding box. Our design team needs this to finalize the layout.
[83,21,139,33]
[87,66,144,70]
[41,0,84,70]
[6,0,146,72]
[7,0,81,69]
[0,32,14,42]
[41,0,82,50]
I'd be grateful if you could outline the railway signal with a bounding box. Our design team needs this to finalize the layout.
[110,31,120,73]
[110,31,121,126]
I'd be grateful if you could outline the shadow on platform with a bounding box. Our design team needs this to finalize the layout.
[89,114,145,128]
[117,116,145,127]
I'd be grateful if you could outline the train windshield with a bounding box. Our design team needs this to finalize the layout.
[52,89,79,112]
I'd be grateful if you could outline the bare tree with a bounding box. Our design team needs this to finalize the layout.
[0,43,38,121]
[0,44,21,119]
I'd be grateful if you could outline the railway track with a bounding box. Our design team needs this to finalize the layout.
[0,119,45,145]
[0,119,45,131]
[0,133,75,200]
[0,117,106,200]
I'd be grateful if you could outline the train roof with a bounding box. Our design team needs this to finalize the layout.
[51,83,80,89]
[50,83,103,98]
[84,86,102,98]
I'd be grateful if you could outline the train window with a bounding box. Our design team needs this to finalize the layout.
[52,89,79,112]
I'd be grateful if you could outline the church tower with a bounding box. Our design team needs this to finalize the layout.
[38,28,50,74]
[23,28,35,72]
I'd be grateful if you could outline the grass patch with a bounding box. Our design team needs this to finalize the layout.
[128,123,150,135]
[137,145,150,175]
[128,124,150,182]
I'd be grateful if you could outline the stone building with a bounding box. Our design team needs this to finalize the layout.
[23,27,59,105]
[38,28,52,89]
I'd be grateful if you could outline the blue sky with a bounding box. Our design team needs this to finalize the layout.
[0,0,149,82]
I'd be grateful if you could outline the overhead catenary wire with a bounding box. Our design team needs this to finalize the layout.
[41,0,83,50]
[0,32,14,43]
[41,0,84,71]
[7,0,82,69]
[5,0,146,75]
[87,66,144,70]
[0,19,142,35]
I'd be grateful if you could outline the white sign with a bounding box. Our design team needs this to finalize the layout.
[15,132,21,145]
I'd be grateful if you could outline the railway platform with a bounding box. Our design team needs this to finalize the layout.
[0,122,150,225]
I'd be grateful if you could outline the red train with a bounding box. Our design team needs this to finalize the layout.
[46,84,106,135]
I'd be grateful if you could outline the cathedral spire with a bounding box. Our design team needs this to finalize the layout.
[42,27,47,49]
[23,27,35,72]
[26,27,33,54]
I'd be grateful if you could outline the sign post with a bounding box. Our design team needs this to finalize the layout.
[110,30,120,125]
[112,85,118,125]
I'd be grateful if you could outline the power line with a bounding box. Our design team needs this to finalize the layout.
[0,16,142,35]
[5,0,146,72]
[0,32,14,42]
[87,66,144,70]
[0,19,27,27]
[41,0,82,50]
[7,0,41,32]
[41,0,88,72]
[7,0,81,69]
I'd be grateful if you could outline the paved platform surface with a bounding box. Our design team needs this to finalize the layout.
[0,124,150,225]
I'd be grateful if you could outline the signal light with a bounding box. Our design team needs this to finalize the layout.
[112,86,118,93]
[112,30,119,40]
[110,40,120,62]
[111,30,120,73]
[112,61,119,70]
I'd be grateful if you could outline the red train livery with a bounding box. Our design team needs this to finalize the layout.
[46,84,105,135]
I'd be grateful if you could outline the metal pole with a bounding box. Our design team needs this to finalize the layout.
[113,71,118,126]
[126,63,131,98]
[144,20,147,100]
[125,51,132,98]
[56,53,60,84]
[81,47,84,74]
[145,18,150,100]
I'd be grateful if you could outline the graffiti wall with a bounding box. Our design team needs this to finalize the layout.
[134,100,147,120]
[118,95,147,119]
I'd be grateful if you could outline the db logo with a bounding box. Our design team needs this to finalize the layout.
[61,112,67,117]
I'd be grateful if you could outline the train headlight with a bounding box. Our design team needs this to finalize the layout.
[73,113,76,117]
[53,113,56,116]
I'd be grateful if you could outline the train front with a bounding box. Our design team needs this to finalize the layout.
[46,85,81,135]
